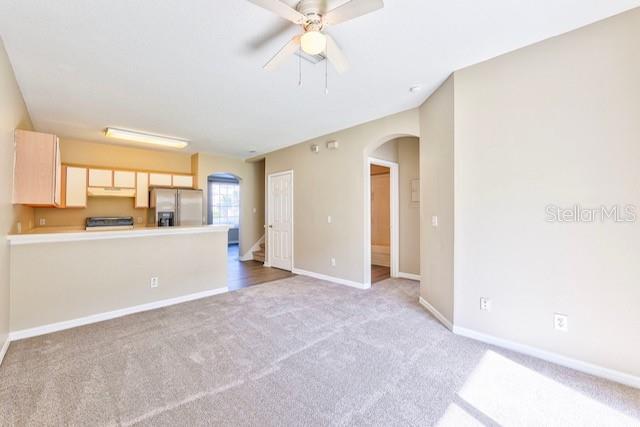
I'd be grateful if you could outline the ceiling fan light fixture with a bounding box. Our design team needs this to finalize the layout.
[300,31,326,55]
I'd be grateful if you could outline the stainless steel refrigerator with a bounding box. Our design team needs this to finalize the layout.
[149,188,203,227]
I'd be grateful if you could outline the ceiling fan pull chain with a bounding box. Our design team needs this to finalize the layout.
[325,43,329,95]
[298,46,302,87]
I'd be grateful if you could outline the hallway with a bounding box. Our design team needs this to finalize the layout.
[227,244,295,291]
[371,265,391,283]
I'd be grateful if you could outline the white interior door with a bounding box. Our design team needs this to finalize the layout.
[268,171,293,271]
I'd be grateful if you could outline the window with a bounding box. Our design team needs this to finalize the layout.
[209,182,240,227]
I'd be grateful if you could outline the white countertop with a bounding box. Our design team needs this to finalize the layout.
[7,225,230,245]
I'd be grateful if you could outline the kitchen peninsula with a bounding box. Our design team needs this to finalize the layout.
[8,129,234,339]
[5,125,272,342]
[8,224,229,338]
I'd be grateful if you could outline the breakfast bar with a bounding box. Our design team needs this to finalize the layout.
[7,225,229,338]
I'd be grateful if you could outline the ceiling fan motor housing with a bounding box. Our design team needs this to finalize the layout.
[297,0,324,31]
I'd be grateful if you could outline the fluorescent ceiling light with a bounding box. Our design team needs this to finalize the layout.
[105,127,189,149]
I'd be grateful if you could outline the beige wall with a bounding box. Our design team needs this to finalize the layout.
[10,231,228,331]
[60,139,192,172]
[372,139,398,162]
[0,38,33,349]
[419,76,455,323]
[192,153,265,256]
[265,109,420,285]
[453,9,640,376]
[35,139,193,227]
[36,198,147,228]
[397,138,420,275]
[372,137,421,275]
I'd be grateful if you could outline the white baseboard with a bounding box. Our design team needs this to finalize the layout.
[240,235,265,261]
[453,326,640,390]
[9,287,229,341]
[293,268,370,290]
[419,297,453,330]
[0,336,9,367]
[398,272,421,281]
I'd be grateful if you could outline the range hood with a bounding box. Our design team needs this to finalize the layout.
[87,187,136,198]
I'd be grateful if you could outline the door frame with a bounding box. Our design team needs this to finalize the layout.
[365,157,399,281]
[266,169,294,271]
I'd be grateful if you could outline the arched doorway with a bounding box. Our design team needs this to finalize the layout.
[363,134,420,286]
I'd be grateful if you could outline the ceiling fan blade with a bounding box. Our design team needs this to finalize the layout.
[325,35,350,74]
[246,20,297,51]
[264,35,301,70]
[247,0,306,24]
[323,0,384,25]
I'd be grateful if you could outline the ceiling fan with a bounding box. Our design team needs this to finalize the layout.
[248,0,384,73]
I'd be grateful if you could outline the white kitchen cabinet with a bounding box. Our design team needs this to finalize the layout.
[149,173,172,187]
[135,172,149,208]
[113,170,136,188]
[65,166,87,208]
[172,174,194,188]
[88,168,113,187]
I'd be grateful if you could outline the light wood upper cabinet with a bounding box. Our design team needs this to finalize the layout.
[135,172,149,208]
[113,170,136,188]
[65,166,87,208]
[88,168,113,187]
[54,142,61,206]
[149,173,172,187]
[12,129,62,206]
[172,174,194,188]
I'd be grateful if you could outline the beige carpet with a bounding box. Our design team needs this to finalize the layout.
[0,276,638,426]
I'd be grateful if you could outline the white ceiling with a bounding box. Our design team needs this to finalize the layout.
[1,1,639,157]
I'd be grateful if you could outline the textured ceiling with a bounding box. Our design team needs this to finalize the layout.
[1,0,638,157]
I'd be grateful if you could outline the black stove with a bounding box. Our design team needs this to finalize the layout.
[85,216,134,230]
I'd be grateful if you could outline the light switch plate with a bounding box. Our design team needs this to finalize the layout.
[327,216,332,224]
[431,216,438,227]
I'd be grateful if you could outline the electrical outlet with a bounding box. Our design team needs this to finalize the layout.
[330,257,336,267]
[480,297,492,312]
[150,277,159,288]
[327,215,332,224]
[39,218,46,226]
[432,216,438,227]
[554,313,568,332]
